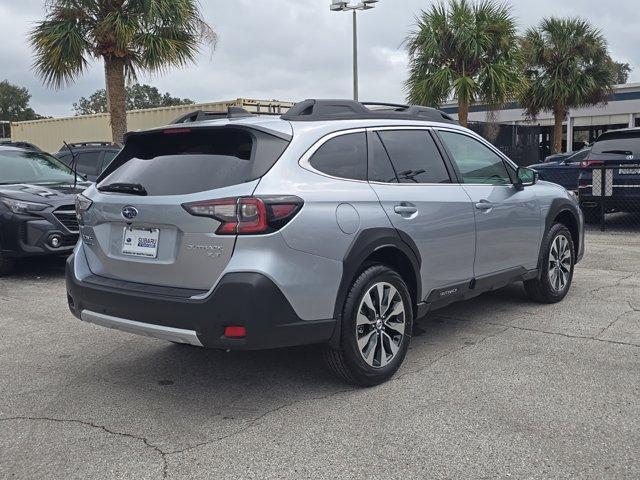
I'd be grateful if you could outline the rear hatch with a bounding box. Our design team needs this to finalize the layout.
[582,130,640,197]
[81,125,289,290]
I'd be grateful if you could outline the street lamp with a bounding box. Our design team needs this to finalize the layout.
[330,0,379,101]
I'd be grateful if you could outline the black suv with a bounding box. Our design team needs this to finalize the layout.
[54,142,121,182]
[0,146,90,275]
[578,128,640,223]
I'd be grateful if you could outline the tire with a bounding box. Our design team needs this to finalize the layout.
[524,224,575,303]
[582,205,601,225]
[0,253,16,277]
[325,265,413,386]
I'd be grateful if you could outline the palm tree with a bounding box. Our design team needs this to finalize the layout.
[30,0,216,144]
[405,0,522,127]
[520,18,615,154]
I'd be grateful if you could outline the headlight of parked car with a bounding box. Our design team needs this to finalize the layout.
[75,194,93,223]
[1,197,50,214]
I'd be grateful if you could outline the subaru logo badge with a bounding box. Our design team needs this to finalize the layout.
[122,206,138,220]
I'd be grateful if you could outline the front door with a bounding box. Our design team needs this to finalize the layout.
[367,128,476,299]
[436,129,542,277]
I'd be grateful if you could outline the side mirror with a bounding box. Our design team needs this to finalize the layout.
[515,167,538,190]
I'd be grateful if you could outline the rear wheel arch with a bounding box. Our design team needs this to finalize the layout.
[329,228,421,348]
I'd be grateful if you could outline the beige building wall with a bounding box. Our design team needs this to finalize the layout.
[10,99,294,153]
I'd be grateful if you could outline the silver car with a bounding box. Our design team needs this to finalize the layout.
[66,100,585,386]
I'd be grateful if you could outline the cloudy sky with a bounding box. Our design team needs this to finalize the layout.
[1,0,639,118]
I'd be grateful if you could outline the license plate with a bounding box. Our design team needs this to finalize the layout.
[620,165,640,175]
[122,227,160,258]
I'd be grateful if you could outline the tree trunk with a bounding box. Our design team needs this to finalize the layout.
[104,56,127,145]
[458,101,469,128]
[552,107,565,154]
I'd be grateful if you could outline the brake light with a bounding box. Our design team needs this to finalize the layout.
[182,196,303,235]
[580,160,604,168]
[163,128,192,135]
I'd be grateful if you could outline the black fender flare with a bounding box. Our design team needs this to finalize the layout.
[538,198,583,272]
[328,227,422,348]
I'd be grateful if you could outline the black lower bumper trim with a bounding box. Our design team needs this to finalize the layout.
[66,255,336,350]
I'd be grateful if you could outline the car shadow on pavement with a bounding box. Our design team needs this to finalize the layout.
[6,254,68,280]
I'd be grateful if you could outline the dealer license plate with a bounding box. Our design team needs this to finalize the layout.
[122,227,160,258]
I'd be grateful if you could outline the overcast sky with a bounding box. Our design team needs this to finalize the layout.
[1,0,639,118]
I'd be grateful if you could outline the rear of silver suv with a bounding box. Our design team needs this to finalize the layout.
[67,100,584,386]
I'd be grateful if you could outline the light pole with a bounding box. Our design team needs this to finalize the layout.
[330,0,379,101]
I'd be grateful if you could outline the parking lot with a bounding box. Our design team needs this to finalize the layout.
[0,230,638,479]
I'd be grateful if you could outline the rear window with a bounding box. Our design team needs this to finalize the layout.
[592,132,640,155]
[98,128,289,195]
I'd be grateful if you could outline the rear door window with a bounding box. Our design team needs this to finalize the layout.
[98,128,289,195]
[309,132,367,181]
[377,130,451,183]
[76,151,102,177]
[368,132,398,183]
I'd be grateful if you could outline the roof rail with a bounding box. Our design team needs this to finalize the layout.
[67,141,118,147]
[172,107,254,124]
[280,99,457,124]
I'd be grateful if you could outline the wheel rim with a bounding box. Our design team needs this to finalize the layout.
[548,234,572,292]
[355,282,406,369]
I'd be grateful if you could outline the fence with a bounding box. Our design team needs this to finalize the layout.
[468,122,542,166]
[579,165,640,232]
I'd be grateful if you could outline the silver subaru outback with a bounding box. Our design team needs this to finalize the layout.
[67,100,584,386]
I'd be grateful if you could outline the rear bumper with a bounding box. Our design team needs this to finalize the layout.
[66,254,336,350]
[579,195,640,211]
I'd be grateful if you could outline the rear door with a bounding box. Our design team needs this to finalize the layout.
[367,128,476,298]
[436,129,541,277]
[82,127,289,290]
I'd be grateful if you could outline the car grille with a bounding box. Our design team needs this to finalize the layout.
[53,206,79,233]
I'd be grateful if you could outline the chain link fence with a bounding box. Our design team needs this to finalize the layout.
[578,165,640,232]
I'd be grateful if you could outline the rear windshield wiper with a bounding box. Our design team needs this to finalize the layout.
[600,150,633,155]
[98,183,148,196]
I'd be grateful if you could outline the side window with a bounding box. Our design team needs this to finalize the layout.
[100,151,118,173]
[76,151,102,176]
[368,132,398,183]
[377,130,451,184]
[309,132,367,181]
[438,131,511,185]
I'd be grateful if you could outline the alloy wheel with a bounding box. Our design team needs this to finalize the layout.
[355,282,406,368]
[548,234,572,292]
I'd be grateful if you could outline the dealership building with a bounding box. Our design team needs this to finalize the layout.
[441,82,640,160]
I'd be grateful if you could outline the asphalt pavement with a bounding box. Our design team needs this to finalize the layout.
[1,230,638,479]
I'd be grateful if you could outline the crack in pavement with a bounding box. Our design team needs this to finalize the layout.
[393,326,511,382]
[433,313,640,348]
[589,273,636,295]
[593,303,637,340]
[0,416,169,478]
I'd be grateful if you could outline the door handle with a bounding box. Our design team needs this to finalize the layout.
[394,203,418,217]
[475,200,494,211]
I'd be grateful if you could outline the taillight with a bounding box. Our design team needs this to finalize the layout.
[182,196,303,235]
[580,160,604,168]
